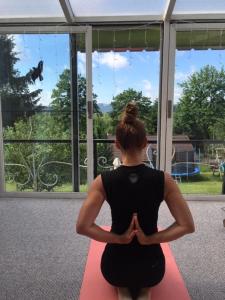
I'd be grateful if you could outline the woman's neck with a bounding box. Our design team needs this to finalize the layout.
[121,151,144,166]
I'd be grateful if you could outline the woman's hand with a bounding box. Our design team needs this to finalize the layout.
[133,214,151,245]
[118,213,152,245]
[117,216,137,244]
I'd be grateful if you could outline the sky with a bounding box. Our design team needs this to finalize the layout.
[11,33,225,107]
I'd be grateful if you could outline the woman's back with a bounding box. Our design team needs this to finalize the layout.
[101,164,166,288]
[101,164,164,236]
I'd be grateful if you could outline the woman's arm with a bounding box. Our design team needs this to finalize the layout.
[76,175,136,244]
[135,172,195,245]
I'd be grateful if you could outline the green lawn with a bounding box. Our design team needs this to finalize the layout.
[5,172,224,195]
[54,184,88,192]
[177,172,223,194]
[178,180,222,194]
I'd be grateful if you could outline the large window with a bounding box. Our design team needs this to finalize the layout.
[0,32,89,192]
[92,26,161,174]
[172,28,225,195]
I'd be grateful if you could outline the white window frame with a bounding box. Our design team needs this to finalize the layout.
[158,22,176,173]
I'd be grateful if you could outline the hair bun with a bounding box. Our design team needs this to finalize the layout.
[123,102,138,124]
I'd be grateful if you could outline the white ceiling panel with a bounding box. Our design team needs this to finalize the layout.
[70,0,167,17]
[173,0,225,14]
[0,0,225,23]
[0,0,65,19]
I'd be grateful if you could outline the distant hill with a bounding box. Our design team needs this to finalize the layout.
[98,103,112,113]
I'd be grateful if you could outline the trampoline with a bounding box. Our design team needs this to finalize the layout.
[171,163,200,177]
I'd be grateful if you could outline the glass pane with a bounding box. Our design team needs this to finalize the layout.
[71,0,167,16]
[0,33,77,192]
[172,29,225,195]
[173,0,225,14]
[0,0,64,18]
[91,26,160,173]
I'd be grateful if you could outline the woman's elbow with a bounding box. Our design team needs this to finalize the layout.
[190,224,195,233]
[185,222,195,234]
[76,222,86,235]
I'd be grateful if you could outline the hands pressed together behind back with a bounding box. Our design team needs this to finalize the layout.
[118,213,150,245]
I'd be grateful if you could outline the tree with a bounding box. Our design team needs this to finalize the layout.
[110,88,158,134]
[94,112,113,138]
[174,65,225,139]
[4,113,72,192]
[147,99,158,135]
[50,69,100,137]
[0,35,42,127]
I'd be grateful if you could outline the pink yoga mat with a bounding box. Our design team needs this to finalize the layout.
[79,227,191,300]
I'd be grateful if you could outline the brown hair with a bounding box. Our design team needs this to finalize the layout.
[116,102,146,151]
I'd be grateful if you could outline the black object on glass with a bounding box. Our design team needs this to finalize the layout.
[30,60,44,83]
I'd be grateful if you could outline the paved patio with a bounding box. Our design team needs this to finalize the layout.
[0,198,224,300]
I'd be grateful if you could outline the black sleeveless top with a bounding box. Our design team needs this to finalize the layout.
[100,164,166,288]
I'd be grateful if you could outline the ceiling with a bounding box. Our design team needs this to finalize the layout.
[0,0,225,24]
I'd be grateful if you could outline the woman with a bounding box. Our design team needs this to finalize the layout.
[76,102,195,300]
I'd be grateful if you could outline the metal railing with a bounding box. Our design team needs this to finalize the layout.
[3,138,225,192]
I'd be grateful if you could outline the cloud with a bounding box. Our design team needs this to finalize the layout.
[142,79,158,100]
[174,65,196,103]
[174,86,183,104]
[78,52,97,75]
[78,52,86,64]
[141,79,184,103]
[101,52,128,69]
[97,51,128,69]
[77,52,86,75]
[78,62,85,75]
[78,51,128,73]
[175,71,187,81]
[175,65,196,82]
[141,79,183,103]
[142,79,152,97]
[92,51,100,68]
